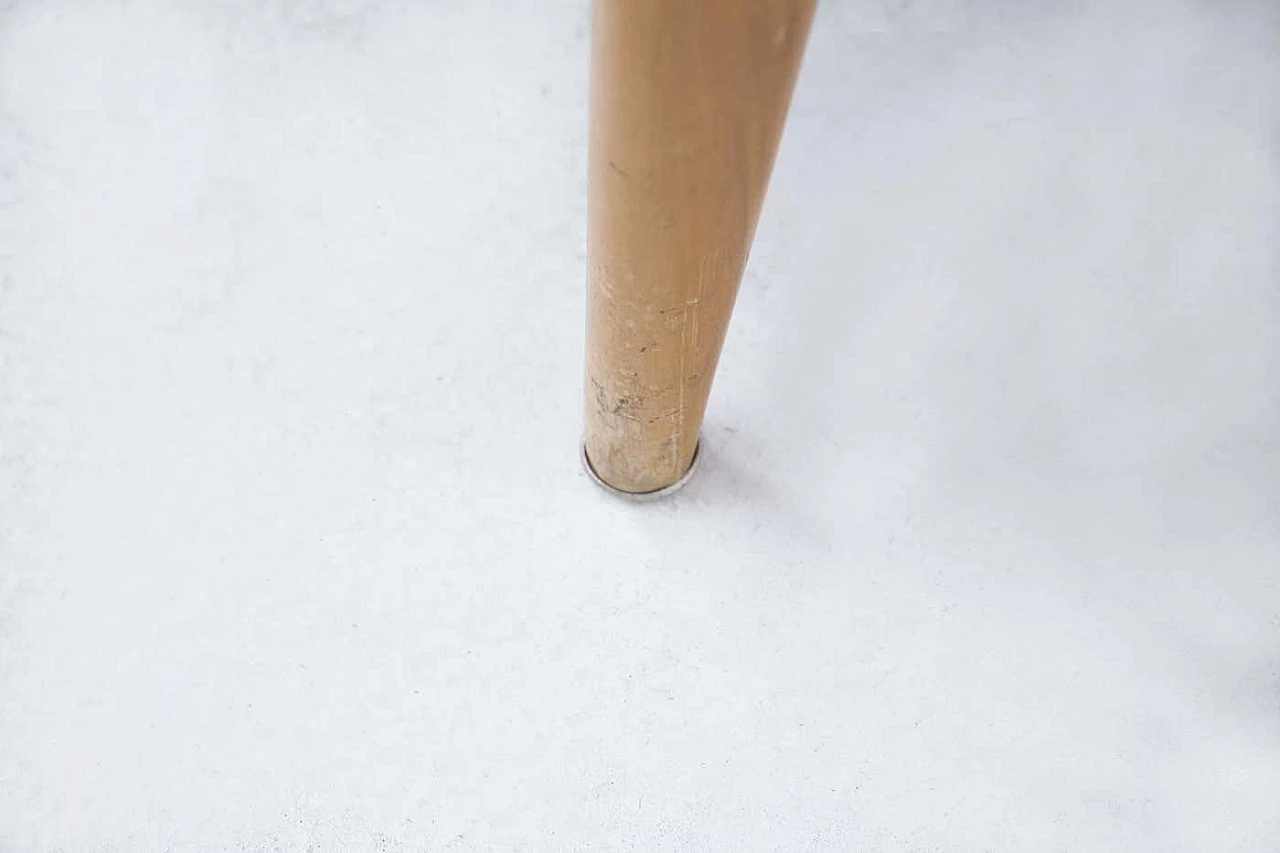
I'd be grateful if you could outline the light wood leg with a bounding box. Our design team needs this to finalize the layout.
[584,0,815,494]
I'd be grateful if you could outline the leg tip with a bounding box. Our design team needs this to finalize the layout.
[580,438,702,501]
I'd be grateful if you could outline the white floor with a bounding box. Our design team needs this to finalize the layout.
[2,1,1279,850]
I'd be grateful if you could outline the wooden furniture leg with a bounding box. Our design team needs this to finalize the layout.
[584,0,816,494]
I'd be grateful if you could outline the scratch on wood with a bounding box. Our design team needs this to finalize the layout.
[611,393,643,422]
[674,314,686,470]
[593,263,616,301]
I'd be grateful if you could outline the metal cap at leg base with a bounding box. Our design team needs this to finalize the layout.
[581,438,702,501]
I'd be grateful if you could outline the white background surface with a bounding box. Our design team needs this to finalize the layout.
[2,1,1279,850]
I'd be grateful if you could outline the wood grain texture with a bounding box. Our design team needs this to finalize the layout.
[584,0,815,493]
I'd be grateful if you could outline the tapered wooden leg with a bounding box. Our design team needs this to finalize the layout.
[584,0,815,494]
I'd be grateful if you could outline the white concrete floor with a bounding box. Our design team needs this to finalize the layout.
[2,1,1278,850]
